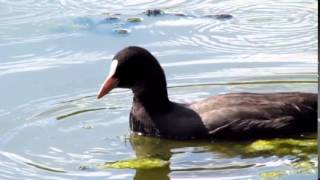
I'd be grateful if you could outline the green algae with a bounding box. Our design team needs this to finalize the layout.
[97,157,169,170]
[127,17,143,23]
[258,158,317,179]
[113,28,130,34]
[246,138,317,177]
[259,170,287,180]
[245,138,317,156]
[292,159,317,174]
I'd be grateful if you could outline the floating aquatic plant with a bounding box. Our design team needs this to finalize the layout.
[245,138,317,156]
[127,17,143,23]
[258,158,317,179]
[292,159,317,174]
[259,170,287,180]
[113,28,130,34]
[97,157,169,169]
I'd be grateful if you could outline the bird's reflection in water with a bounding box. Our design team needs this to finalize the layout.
[134,167,170,180]
[128,133,317,180]
[129,135,172,180]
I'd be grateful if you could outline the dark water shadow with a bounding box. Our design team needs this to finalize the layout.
[127,134,317,180]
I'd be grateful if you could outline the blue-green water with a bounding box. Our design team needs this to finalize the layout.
[0,0,318,179]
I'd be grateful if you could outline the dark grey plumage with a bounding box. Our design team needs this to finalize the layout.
[129,92,316,139]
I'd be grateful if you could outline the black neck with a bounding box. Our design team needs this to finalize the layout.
[132,80,170,114]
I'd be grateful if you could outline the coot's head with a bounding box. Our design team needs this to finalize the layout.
[97,46,167,99]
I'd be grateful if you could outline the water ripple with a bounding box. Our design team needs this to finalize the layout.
[0,0,317,179]
[173,1,318,53]
[0,0,317,53]
[0,50,112,76]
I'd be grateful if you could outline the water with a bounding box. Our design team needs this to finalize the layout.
[0,0,318,179]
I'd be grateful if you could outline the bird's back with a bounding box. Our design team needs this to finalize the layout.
[190,92,317,139]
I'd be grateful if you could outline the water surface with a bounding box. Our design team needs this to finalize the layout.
[0,0,318,179]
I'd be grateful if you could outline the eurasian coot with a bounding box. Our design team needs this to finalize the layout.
[97,46,317,139]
